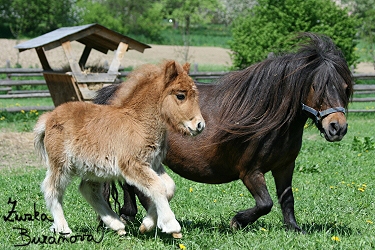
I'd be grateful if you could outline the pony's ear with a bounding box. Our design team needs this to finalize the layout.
[164,61,179,85]
[183,63,190,73]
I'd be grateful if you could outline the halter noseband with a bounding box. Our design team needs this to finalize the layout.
[301,103,346,132]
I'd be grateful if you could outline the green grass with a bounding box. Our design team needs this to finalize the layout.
[0,113,374,249]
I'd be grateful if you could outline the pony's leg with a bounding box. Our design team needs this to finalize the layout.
[79,180,126,236]
[123,162,181,237]
[230,170,273,229]
[272,163,304,232]
[119,182,138,222]
[41,169,72,235]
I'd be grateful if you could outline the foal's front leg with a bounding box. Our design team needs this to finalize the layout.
[123,161,181,238]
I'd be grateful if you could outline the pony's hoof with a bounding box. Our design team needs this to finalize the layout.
[229,218,241,230]
[172,232,182,239]
[117,229,126,236]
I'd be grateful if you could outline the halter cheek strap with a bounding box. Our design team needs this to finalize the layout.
[301,103,346,131]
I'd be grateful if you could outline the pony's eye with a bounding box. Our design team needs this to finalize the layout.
[176,94,185,100]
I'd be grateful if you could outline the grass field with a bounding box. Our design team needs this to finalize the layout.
[0,109,374,249]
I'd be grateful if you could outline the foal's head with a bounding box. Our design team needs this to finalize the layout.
[161,61,205,136]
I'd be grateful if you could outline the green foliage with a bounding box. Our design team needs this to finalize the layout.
[0,0,78,38]
[230,0,360,69]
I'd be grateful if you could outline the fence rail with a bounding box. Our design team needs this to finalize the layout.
[1,68,375,112]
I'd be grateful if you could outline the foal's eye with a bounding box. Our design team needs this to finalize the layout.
[176,93,186,101]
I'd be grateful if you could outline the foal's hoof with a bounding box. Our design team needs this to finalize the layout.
[117,229,127,236]
[139,224,147,234]
[172,232,183,239]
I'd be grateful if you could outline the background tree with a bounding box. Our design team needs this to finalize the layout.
[78,0,165,42]
[0,0,78,38]
[341,0,375,68]
[230,0,360,69]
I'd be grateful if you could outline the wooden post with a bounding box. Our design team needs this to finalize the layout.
[79,46,92,69]
[108,42,128,74]
[36,47,52,71]
[61,41,82,75]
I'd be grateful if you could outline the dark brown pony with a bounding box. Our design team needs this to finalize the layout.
[94,33,353,232]
[34,60,205,238]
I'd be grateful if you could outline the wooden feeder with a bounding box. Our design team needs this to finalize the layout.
[15,23,151,107]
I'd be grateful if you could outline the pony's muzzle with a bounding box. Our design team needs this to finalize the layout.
[322,114,348,142]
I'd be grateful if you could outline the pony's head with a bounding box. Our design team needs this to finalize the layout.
[298,33,352,142]
[161,61,205,136]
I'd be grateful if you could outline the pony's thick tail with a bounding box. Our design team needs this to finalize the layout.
[33,113,49,165]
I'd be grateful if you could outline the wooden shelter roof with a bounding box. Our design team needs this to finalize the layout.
[15,23,151,54]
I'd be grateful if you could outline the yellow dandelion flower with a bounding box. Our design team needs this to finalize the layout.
[362,184,367,188]
[330,186,335,189]
[240,193,244,197]
[358,188,365,192]
[0,116,5,121]
[366,220,373,224]
[213,199,217,203]
[260,227,268,232]
[20,110,25,114]
[189,187,193,193]
[331,236,340,242]
[178,244,186,250]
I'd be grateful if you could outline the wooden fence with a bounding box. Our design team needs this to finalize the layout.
[1,68,375,113]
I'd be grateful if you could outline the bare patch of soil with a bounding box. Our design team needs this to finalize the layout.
[0,131,40,170]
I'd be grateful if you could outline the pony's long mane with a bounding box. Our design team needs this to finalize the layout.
[213,33,353,142]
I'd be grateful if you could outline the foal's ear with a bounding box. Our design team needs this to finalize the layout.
[164,61,179,84]
[183,63,190,73]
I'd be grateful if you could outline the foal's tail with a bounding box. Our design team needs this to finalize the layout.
[33,113,49,165]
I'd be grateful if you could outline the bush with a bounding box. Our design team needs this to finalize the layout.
[230,0,360,69]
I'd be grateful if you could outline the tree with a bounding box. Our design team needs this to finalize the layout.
[341,0,375,68]
[163,0,221,61]
[78,0,165,42]
[0,0,78,38]
[230,0,360,69]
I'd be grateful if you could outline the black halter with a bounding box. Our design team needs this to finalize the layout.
[301,103,346,132]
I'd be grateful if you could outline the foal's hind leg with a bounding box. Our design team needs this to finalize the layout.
[231,170,273,229]
[42,169,73,235]
[79,180,126,236]
[272,163,304,232]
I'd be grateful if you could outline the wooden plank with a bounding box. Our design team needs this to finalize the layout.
[8,90,49,94]
[349,109,375,113]
[108,42,128,74]
[74,73,118,83]
[352,97,375,102]
[36,47,52,71]
[0,93,51,99]
[43,72,82,106]
[353,84,375,91]
[79,45,92,68]
[0,68,44,74]
[1,106,54,112]
[0,80,46,86]
[61,40,83,76]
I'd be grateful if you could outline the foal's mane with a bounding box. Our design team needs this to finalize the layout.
[110,61,178,107]
[213,33,353,142]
